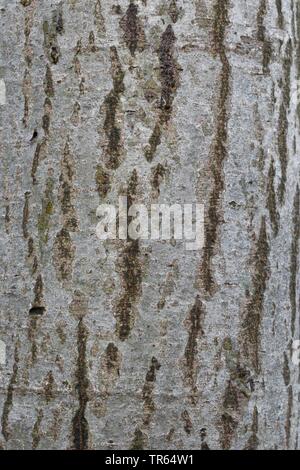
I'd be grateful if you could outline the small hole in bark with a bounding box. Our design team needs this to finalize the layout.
[29,306,45,316]
[30,130,38,142]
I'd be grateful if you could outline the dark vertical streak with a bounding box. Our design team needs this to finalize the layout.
[22,191,31,239]
[244,406,259,449]
[266,160,279,236]
[32,409,43,450]
[72,319,89,450]
[183,296,204,404]
[200,0,231,294]
[256,0,272,73]
[242,217,270,373]
[278,40,292,204]
[101,47,125,170]
[1,342,19,441]
[115,170,142,340]
[120,2,145,56]
[144,25,180,162]
[142,357,161,426]
[290,187,300,337]
[276,0,284,29]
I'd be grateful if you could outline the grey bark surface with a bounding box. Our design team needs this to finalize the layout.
[0,0,300,450]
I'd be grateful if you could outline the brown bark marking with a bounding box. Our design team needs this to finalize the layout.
[200,0,231,295]
[22,69,31,127]
[43,371,55,403]
[50,408,62,442]
[142,357,161,426]
[283,352,291,387]
[53,2,64,35]
[1,342,20,441]
[31,67,53,184]
[53,227,75,282]
[144,123,162,163]
[115,170,143,341]
[104,343,121,375]
[32,409,43,450]
[95,164,111,199]
[278,39,292,204]
[22,191,31,239]
[94,0,106,35]
[71,102,80,126]
[28,275,45,359]
[159,25,179,119]
[220,339,253,449]
[90,33,97,53]
[28,316,38,363]
[220,381,239,450]
[59,141,78,232]
[244,406,259,450]
[43,4,64,65]
[101,47,125,170]
[21,0,32,6]
[42,97,52,136]
[73,40,82,81]
[145,25,180,162]
[31,274,45,311]
[72,319,89,450]
[44,65,54,98]
[120,2,145,56]
[195,0,210,29]
[290,186,300,337]
[181,410,193,435]
[31,140,47,185]
[73,38,84,92]
[182,296,205,405]
[38,176,54,245]
[253,103,265,171]
[256,0,272,73]
[130,428,147,450]
[95,343,122,417]
[151,163,167,198]
[27,237,38,275]
[22,2,35,125]
[276,0,284,29]
[168,0,181,24]
[69,291,88,320]
[266,159,279,236]
[157,260,179,310]
[241,217,270,373]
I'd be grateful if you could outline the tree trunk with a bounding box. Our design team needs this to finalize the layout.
[0,0,299,450]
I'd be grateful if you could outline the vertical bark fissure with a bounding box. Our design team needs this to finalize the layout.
[1,342,19,441]
[241,217,270,374]
[182,296,205,405]
[290,187,300,337]
[115,170,142,341]
[120,1,145,56]
[278,39,292,204]
[72,319,89,450]
[256,0,272,73]
[200,0,231,295]
[144,24,180,162]
[101,46,125,170]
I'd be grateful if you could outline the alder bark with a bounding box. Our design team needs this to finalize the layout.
[0,0,299,450]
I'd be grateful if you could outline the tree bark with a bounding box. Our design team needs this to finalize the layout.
[0,0,299,450]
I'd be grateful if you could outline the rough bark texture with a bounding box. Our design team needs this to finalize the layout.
[0,0,300,450]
